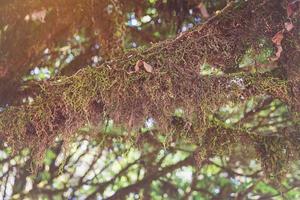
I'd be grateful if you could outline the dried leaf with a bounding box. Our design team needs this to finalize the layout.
[287,0,300,17]
[271,45,283,61]
[30,9,47,23]
[0,66,8,77]
[271,31,284,61]
[285,22,294,32]
[134,60,153,73]
[287,4,294,17]
[272,31,284,46]
[134,60,143,72]
[271,19,295,62]
[143,61,153,73]
[197,3,210,19]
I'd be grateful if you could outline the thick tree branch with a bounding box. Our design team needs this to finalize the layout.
[0,0,295,159]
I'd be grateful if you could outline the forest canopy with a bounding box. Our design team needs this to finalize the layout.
[0,0,300,199]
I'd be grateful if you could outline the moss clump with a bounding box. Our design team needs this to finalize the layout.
[62,67,111,112]
[254,135,290,180]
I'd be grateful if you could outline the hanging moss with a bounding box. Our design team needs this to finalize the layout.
[0,0,298,176]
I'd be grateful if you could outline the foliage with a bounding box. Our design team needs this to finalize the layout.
[0,0,300,199]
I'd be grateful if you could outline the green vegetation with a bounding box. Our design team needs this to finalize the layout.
[0,0,299,199]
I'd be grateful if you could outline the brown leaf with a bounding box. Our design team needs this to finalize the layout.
[134,60,144,72]
[143,61,153,73]
[134,60,153,73]
[287,4,294,17]
[272,31,284,46]
[285,22,294,32]
[0,66,8,77]
[271,31,284,61]
[287,0,300,17]
[271,45,283,61]
[197,3,210,19]
[31,9,47,23]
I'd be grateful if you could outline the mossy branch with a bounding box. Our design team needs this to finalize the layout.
[0,0,295,162]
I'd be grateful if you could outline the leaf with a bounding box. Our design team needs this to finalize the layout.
[272,31,284,46]
[285,22,294,32]
[197,3,210,19]
[271,31,284,61]
[287,4,294,17]
[143,61,153,73]
[271,0,299,61]
[287,0,300,17]
[134,60,143,72]
[30,9,47,23]
[0,66,8,77]
[134,60,153,73]
[272,45,283,61]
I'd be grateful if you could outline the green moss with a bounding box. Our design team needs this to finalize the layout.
[62,67,110,111]
[0,0,296,178]
[254,136,290,180]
